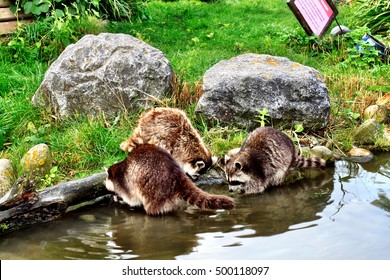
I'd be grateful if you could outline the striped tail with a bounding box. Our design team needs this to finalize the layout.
[295,156,326,169]
[181,186,234,211]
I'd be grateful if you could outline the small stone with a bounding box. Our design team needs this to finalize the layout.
[0,159,17,197]
[20,143,52,179]
[348,147,372,157]
[308,145,335,161]
[330,25,351,36]
[347,147,374,163]
[363,104,388,124]
[353,119,383,145]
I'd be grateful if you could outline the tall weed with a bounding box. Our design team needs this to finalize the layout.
[352,0,390,36]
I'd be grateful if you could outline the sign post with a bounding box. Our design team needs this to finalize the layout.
[287,0,339,37]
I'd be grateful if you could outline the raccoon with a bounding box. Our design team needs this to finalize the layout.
[225,127,326,194]
[106,144,234,215]
[120,107,215,180]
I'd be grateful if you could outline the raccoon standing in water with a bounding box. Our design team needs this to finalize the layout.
[225,127,327,194]
[120,107,214,180]
[106,144,234,215]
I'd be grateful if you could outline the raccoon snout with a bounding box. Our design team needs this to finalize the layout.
[237,189,245,194]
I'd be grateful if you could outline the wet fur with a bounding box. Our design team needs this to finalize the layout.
[106,144,234,215]
[120,107,214,180]
[225,127,326,194]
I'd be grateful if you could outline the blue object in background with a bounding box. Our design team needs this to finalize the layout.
[356,33,390,57]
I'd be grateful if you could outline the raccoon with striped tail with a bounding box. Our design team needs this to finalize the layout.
[120,107,215,181]
[224,127,329,194]
[106,144,234,215]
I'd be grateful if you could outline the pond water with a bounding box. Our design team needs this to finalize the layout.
[1,154,390,260]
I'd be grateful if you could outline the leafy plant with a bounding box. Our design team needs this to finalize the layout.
[290,123,304,146]
[340,27,387,68]
[255,108,270,127]
[367,85,390,93]
[11,0,149,21]
[293,123,304,133]
[279,28,337,55]
[24,122,51,144]
[344,109,360,124]
[40,166,59,188]
[99,0,150,21]
[4,11,104,63]
[0,223,9,231]
[21,0,51,15]
[352,0,390,35]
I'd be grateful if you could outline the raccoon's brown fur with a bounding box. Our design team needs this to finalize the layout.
[106,144,234,215]
[120,107,214,180]
[225,127,327,194]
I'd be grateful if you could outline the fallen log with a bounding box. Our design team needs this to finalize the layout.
[0,171,228,236]
[0,172,109,236]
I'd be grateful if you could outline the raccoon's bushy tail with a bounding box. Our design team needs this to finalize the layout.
[295,156,327,169]
[181,186,234,210]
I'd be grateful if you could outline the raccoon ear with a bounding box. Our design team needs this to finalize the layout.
[196,160,206,169]
[223,154,230,165]
[211,156,218,165]
[227,148,240,157]
[234,161,242,170]
[224,148,240,165]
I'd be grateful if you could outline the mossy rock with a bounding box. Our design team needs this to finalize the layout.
[0,159,17,197]
[363,105,388,124]
[300,145,337,164]
[20,143,52,179]
[353,119,383,145]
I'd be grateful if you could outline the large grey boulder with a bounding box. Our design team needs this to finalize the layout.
[33,33,174,118]
[196,54,330,130]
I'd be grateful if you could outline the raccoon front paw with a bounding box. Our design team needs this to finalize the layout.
[120,137,145,152]
[119,140,136,152]
[217,197,235,210]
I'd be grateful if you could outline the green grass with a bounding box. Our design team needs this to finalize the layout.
[0,0,389,186]
[107,0,299,81]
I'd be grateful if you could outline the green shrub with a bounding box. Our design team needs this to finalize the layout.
[341,26,388,68]
[98,0,150,21]
[11,0,149,21]
[352,0,390,35]
[3,15,105,63]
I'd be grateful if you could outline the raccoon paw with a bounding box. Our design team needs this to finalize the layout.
[119,140,136,152]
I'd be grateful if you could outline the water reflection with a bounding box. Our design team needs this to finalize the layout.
[232,168,334,237]
[1,155,390,259]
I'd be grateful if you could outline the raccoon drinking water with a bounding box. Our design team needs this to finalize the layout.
[120,107,215,180]
[225,127,327,194]
[106,144,234,215]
